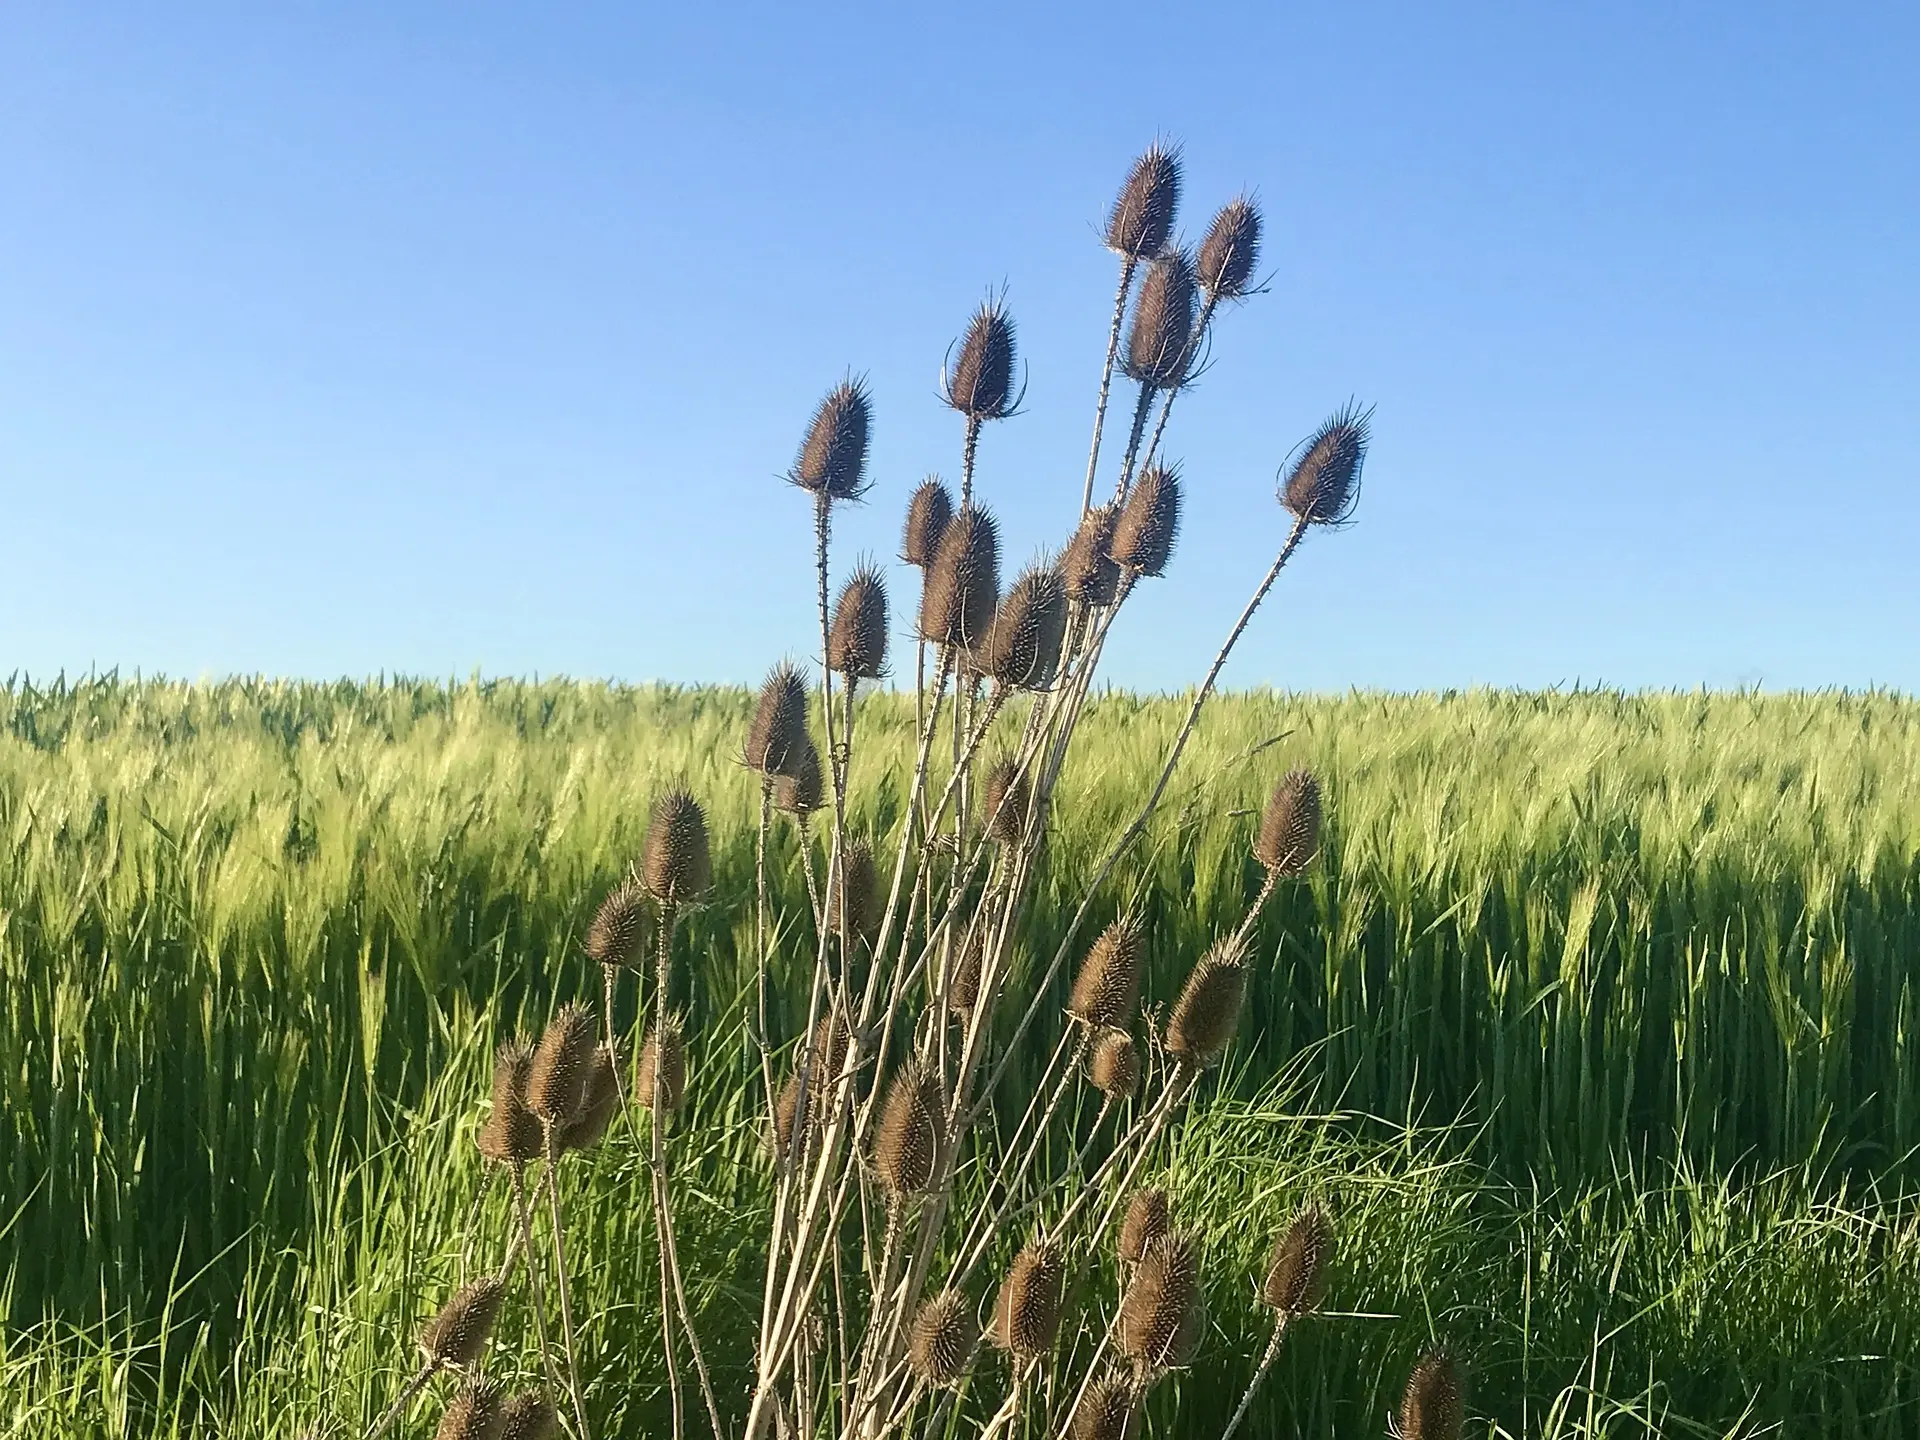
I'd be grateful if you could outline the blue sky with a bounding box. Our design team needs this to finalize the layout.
[4,2,1915,692]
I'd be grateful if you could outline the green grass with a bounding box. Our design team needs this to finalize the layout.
[3,676,1918,1437]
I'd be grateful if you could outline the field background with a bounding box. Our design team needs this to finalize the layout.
[3,678,1918,1438]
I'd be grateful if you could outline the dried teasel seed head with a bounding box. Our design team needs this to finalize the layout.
[558,1043,619,1152]
[584,878,650,969]
[1088,1028,1140,1100]
[636,1017,687,1114]
[1280,403,1372,528]
[498,1392,558,1440]
[435,1379,503,1440]
[1111,462,1182,578]
[1071,1376,1139,1440]
[527,1002,597,1126]
[1118,1231,1201,1372]
[982,759,1032,845]
[1122,249,1197,390]
[827,839,880,948]
[1400,1349,1467,1440]
[790,378,872,502]
[1106,141,1182,260]
[948,925,986,1016]
[991,1240,1066,1358]
[775,1014,854,1155]
[419,1276,505,1368]
[873,1064,944,1198]
[1067,918,1145,1030]
[745,661,811,775]
[643,787,712,904]
[944,296,1019,421]
[978,562,1068,690]
[1164,937,1249,1066]
[902,477,955,567]
[477,1041,543,1166]
[1169,1293,1207,1368]
[917,504,1000,653]
[907,1288,980,1387]
[1255,768,1322,877]
[829,563,890,681]
[1262,1204,1334,1314]
[1062,504,1122,608]
[1117,1187,1171,1265]
[773,733,824,819]
[1197,194,1262,302]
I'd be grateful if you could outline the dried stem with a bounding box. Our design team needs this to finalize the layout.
[1081,256,1139,515]
[542,1130,592,1440]
[1219,1312,1291,1440]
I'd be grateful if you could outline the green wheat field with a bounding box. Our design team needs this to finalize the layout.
[3,676,1918,1438]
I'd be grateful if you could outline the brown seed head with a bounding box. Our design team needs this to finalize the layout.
[1122,249,1197,390]
[584,878,650,969]
[1071,1376,1138,1440]
[1118,1231,1201,1372]
[642,788,711,903]
[745,662,811,776]
[636,1017,687,1114]
[873,1064,944,1199]
[828,838,880,948]
[791,379,872,502]
[435,1379,504,1440]
[917,504,1000,652]
[907,1288,980,1387]
[1067,918,1145,1030]
[948,925,986,1016]
[829,563,890,681]
[982,759,1032,845]
[1106,142,1182,260]
[1088,1028,1140,1100]
[991,1240,1065,1358]
[1400,1350,1466,1440]
[1280,404,1372,527]
[1112,463,1182,578]
[1255,768,1322,877]
[978,562,1067,690]
[1197,195,1262,302]
[775,1015,853,1156]
[1062,504,1122,608]
[477,1041,543,1166]
[1164,937,1249,1066]
[773,733,824,819]
[902,477,956,567]
[944,297,1019,421]
[1117,1188,1171,1265]
[498,1392,558,1440]
[527,1003,596,1126]
[1262,1204,1334,1314]
[419,1276,505,1368]
[558,1043,619,1152]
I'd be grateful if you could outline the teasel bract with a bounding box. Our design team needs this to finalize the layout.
[977,561,1067,691]
[418,1276,505,1369]
[1111,462,1182,578]
[1280,403,1372,528]
[1399,1349,1466,1440]
[498,1391,558,1440]
[901,477,955,567]
[477,1041,543,1166]
[527,1003,597,1127]
[1122,249,1198,392]
[1062,504,1122,607]
[1261,1204,1334,1315]
[1164,936,1250,1066]
[789,378,872,503]
[982,758,1032,845]
[642,788,712,905]
[1117,1187,1171,1265]
[1071,1375,1139,1440]
[636,1017,687,1114]
[557,1042,619,1152]
[873,1063,945,1199]
[1088,1027,1140,1100]
[828,563,889,682]
[943,296,1019,422]
[1067,917,1145,1030]
[907,1288,980,1388]
[991,1239,1065,1358]
[1197,195,1262,304]
[583,877,649,970]
[435,1378,504,1440]
[1105,141,1182,261]
[916,503,1000,654]
[745,661,812,776]
[1255,768,1322,877]
[1117,1230,1201,1373]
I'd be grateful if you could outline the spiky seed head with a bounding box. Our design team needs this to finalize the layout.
[1198,195,1262,302]
[1164,937,1249,1066]
[558,1043,619,1152]
[435,1379,504,1440]
[979,563,1068,690]
[907,1289,980,1387]
[498,1392,558,1440]
[477,1041,543,1165]
[1072,1377,1138,1440]
[584,878,650,969]
[1067,918,1145,1029]
[829,563,890,681]
[1062,504,1122,607]
[1281,404,1371,527]
[1400,1350,1466,1440]
[944,297,1018,421]
[873,1064,944,1198]
[419,1276,505,1368]
[1112,463,1182,578]
[775,1015,852,1155]
[636,1018,687,1113]
[917,504,1000,652]
[1089,1028,1140,1100]
[948,925,985,1016]
[1117,1231,1201,1372]
[1106,142,1182,260]
[527,1003,597,1125]
[642,788,712,904]
[1255,768,1322,876]
[982,760,1032,845]
[745,662,811,776]
[1122,249,1197,390]
[1169,1295,1206,1368]
[902,477,956,567]
[772,1071,803,1158]
[991,1240,1066,1358]
[1117,1188,1171,1265]
[791,379,872,502]
[773,734,824,819]
[1263,1204,1334,1314]
[827,838,880,948]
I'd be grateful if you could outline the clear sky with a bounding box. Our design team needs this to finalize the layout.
[4,2,1916,693]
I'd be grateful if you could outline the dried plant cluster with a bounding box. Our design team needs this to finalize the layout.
[365,143,1467,1440]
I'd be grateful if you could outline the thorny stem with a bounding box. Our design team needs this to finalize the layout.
[1218,1313,1291,1440]
[361,1363,434,1440]
[1113,382,1157,502]
[960,414,983,508]
[541,1131,592,1440]
[1139,294,1218,475]
[1081,255,1139,516]
[511,1163,564,1405]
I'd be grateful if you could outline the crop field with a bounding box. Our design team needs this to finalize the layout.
[3,677,1919,1438]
